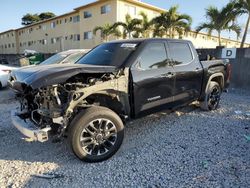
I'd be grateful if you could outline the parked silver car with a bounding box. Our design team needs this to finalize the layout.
[38,49,90,65]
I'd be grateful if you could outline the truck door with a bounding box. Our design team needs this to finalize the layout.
[131,42,175,116]
[167,41,203,104]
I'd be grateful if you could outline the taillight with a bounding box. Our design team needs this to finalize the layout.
[226,63,232,82]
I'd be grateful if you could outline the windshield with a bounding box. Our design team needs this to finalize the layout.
[61,52,86,64]
[39,53,68,65]
[77,42,139,67]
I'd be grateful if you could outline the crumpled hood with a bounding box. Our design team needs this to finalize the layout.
[11,64,117,89]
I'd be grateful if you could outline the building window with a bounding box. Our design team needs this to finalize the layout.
[51,38,56,44]
[125,5,136,16]
[28,28,33,33]
[101,5,111,14]
[65,18,67,23]
[12,43,15,48]
[73,15,80,23]
[84,11,92,18]
[69,17,73,22]
[51,22,56,28]
[74,34,81,41]
[84,31,92,40]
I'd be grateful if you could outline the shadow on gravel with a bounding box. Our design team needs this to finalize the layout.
[0,87,15,104]
[0,101,202,187]
[1,88,249,187]
[1,103,200,163]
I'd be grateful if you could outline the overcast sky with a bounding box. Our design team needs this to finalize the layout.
[0,0,249,42]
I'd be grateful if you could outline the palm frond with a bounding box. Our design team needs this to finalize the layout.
[93,26,103,35]
[226,23,242,38]
[205,6,219,22]
[113,22,128,30]
[196,23,215,34]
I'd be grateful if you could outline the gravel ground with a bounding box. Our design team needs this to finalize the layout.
[0,87,249,188]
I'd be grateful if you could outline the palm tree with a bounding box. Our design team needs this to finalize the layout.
[93,23,121,42]
[152,24,166,37]
[137,11,152,38]
[152,6,192,39]
[113,14,142,39]
[233,0,250,48]
[196,3,241,46]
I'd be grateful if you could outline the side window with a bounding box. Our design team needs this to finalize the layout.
[136,43,168,70]
[168,42,193,65]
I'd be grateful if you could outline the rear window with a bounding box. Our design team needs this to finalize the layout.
[168,42,193,65]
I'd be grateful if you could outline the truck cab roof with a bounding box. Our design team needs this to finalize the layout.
[107,38,192,44]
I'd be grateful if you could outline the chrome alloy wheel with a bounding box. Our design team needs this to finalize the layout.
[80,119,117,156]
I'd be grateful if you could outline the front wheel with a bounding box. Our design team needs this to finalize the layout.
[69,106,124,163]
[200,81,222,111]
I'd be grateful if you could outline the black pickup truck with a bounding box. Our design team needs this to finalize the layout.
[9,38,231,162]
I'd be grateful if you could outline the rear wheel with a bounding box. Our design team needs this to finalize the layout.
[69,106,124,162]
[200,81,221,111]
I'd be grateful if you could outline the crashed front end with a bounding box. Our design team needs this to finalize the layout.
[9,66,129,142]
[10,82,79,142]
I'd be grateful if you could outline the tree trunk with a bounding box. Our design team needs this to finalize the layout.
[241,14,250,48]
[172,28,175,39]
[218,31,222,46]
[128,32,131,39]
[123,31,126,39]
[104,35,108,42]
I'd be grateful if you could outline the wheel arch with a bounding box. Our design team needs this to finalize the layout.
[85,91,129,119]
[206,73,224,93]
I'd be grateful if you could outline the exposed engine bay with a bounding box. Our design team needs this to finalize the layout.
[11,69,130,142]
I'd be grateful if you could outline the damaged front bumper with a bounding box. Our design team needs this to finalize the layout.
[11,110,51,142]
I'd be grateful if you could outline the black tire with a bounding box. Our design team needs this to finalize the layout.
[69,106,124,163]
[200,81,221,111]
[0,82,2,90]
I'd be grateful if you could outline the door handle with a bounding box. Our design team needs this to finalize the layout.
[195,68,201,72]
